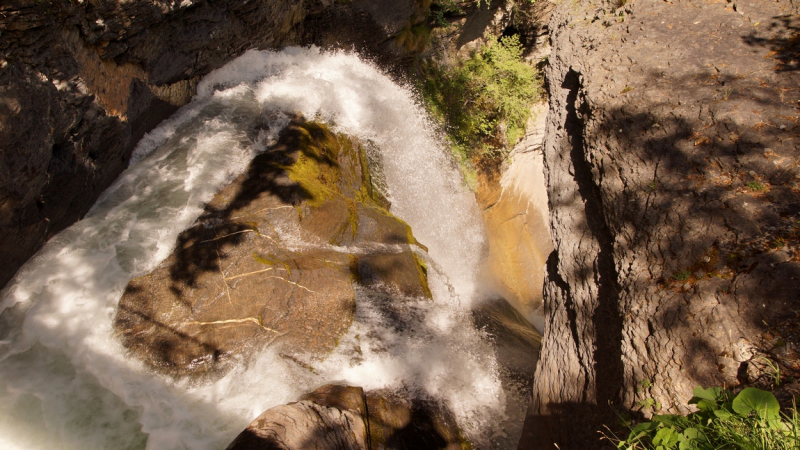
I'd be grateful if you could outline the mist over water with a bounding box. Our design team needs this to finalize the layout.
[0,47,527,449]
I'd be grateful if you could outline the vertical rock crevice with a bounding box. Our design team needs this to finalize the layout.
[563,68,625,422]
[524,0,800,447]
[520,68,625,450]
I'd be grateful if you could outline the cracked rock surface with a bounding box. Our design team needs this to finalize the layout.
[520,0,800,448]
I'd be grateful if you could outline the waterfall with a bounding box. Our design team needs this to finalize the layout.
[0,47,528,449]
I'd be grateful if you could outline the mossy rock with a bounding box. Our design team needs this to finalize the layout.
[114,116,431,378]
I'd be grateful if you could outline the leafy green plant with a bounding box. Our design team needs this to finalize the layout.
[723,87,734,100]
[397,23,431,52]
[671,271,691,282]
[419,34,542,167]
[747,181,766,191]
[637,398,662,411]
[761,358,783,388]
[430,0,463,27]
[608,386,800,450]
[771,238,786,249]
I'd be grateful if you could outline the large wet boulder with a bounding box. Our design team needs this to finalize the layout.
[114,117,430,377]
[226,384,469,450]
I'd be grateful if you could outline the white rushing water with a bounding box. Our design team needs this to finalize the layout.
[0,47,524,449]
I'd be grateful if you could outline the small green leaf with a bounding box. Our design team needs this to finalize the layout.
[631,421,660,434]
[694,398,718,412]
[682,427,707,443]
[732,387,780,421]
[713,409,733,420]
[653,427,680,448]
[689,386,727,404]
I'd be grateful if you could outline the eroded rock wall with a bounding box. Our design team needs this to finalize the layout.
[478,103,553,325]
[0,0,422,289]
[521,0,800,448]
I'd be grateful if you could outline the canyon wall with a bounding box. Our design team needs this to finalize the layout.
[521,0,800,448]
[0,0,424,289]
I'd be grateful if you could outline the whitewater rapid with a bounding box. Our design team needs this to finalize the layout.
[0,47,524,449]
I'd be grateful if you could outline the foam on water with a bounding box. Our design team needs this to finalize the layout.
[0,47,522,450]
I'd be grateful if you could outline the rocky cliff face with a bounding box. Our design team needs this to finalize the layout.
[0,0,424,289]
[521,0,800,448]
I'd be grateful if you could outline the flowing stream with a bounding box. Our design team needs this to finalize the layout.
[0,47,533,449]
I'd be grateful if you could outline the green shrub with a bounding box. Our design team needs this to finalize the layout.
[608,386,800,450]
[671,271,691,282]
[397,23,431,53]
[419,35,542,165]
[430,0,463,27]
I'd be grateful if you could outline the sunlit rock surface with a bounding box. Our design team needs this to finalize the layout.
[521,0,800,448]
[115,118,430,377]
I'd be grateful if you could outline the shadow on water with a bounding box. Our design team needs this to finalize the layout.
[472,297,542,399]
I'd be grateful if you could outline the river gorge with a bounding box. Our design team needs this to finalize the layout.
[0,46,545,449]
[2,0,800,449]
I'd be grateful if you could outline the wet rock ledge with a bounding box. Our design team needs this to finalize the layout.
[226,384,468,450]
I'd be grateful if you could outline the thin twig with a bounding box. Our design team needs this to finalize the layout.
[216,248,235,308]
[230,205,293,220]
[224,267,274,281]
[265,276,316,293]
[198,229,255,244]
[182,317,279,333]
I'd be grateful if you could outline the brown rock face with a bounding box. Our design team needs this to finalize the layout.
[226,384,468,450]
[226,385,371,450]
[114,118,430,377]
[521,0,800,448]
[0,0,423,290]
[476,104,553,321]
